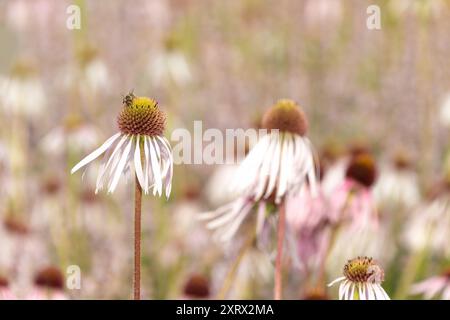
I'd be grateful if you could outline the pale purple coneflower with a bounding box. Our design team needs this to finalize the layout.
[71,92,173,299]
[328,153,379,229]
[201,99,318,300]
[328,256,390,300]
[411,269,450,300]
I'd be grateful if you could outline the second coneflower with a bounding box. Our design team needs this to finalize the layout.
[71,92,173,299]
[201,99,318,300]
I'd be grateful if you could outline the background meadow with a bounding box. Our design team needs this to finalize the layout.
[0,0,449,299]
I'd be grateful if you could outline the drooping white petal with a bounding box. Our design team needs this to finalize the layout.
[219,201,253,242]
[276,133,290,202]
[206,198,247,229]
[366,283,375,300]
[263,134,282,199]
[143,136,151,193]
[108,136,133,193]
[254,134,277,200]
[71,132,121,174]
[197,202,236,220]
[148,137,163,196]
[156,136,173,197]
[358,283,366,300]
[134,135,146,191]
[348,283,356,300]
[96,134,128,192]
[328,276,346,287]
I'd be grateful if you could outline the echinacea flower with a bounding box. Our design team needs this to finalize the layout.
[202,99,318,300]
[411,269,450,300]
[201,100,318,243]
[328,256,390,300]
[71,92,173,196]
[232,99,317,204]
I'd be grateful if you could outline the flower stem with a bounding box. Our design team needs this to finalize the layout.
[274,200,286,300]
[134,174,142,300]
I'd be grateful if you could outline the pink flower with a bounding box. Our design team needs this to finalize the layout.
[329,179,378,228]
[411,272,450,300]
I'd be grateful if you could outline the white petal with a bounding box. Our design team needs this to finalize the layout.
[96,134,128,192]
[367,283,375,300]
[255,137,277,200]
[143,136,151,193]
[108,136,133,193]
[206,199,246,229]
[328,276,346,287]
[263,135,282,199]
[219,202,252,242]
[197,203,236,220]
[157,136,173,197]
[276,134,290,201]
[148,137,163,196]
[134,136,146,191]
[359,283,366,300]
[71,132,121,174]
[348,283,356,300]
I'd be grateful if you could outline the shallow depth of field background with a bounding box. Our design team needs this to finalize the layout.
[0,0,449,299]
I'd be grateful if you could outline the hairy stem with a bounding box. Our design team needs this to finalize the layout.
[134,174,142,300]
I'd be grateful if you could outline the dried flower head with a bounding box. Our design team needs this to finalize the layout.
[34,267,64,290]
[346,153,377,188]
[183,274,210,299]
[261,99,308,136]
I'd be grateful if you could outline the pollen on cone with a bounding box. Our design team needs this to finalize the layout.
[117,96,166,136]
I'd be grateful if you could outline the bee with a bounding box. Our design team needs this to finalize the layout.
[123,90,135,107]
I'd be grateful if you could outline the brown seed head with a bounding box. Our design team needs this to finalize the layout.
[261,99,308,136]
[0,276,9,288]
[117,96,166,136]
[183,274,210,298]
[4,216,29,235]
[346,153,377,188]
[343,256,384,283]
[34,267,64,290]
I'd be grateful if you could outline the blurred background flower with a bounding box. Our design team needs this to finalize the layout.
[0,0,449,299]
